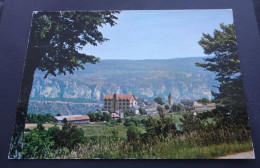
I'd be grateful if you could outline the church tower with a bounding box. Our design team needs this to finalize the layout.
[168,93,173,106]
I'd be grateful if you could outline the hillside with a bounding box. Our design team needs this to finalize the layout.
[28,57,218,115]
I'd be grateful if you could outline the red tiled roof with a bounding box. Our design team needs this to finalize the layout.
[104,94,136,100]
[195,103,204,108]
[206,103,215,107]
[111,113,119,118]
[65,115,90,121]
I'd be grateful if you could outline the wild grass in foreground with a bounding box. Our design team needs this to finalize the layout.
[46,131,253,159]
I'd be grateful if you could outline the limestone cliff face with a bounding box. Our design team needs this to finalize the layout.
[30,74,216,102]
[28,57,218,114]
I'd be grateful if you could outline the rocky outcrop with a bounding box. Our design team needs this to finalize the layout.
[28,57,218,114]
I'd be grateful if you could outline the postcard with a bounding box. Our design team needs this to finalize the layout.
[8,9,254,159]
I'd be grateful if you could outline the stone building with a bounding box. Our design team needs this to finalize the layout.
[103,94,138,112]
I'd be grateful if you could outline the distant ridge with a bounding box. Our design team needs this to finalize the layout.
[29,56,218,115]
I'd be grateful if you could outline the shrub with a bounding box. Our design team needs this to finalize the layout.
[23,128,54,158]
[26,113,56,123]
[127,122,141,142]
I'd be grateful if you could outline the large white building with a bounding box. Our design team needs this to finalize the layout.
[103,94,138,112]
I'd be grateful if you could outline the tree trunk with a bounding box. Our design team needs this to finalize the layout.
[9,48,41,159]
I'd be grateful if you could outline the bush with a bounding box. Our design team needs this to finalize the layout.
[139,108,147,115]
[88,111,111,122]
[23,128,54,158]
[127,122,141,142]
[26,113,56,123]
[124,117,140,127]
[179,110,202,133]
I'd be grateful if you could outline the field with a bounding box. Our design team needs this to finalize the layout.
[23,112,253,159]
[25,123,62,130]
[25,113,184,138]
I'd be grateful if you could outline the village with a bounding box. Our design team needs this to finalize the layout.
[53,93,216,125]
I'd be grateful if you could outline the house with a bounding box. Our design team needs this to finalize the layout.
[206,103,216,110]
[194,102,205,110]
[103,93,138,112]
[130,105,140,115]
[54,115,83,124]
[144,104,158,115]
[65,115,90,124]
[180,99,196,109]
[180,99,216,111]
[111,113,119,120]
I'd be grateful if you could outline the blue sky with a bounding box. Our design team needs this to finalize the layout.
[82,10,234,60]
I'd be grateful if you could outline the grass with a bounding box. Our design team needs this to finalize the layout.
[24,113,254,159]
[149,138,253,159]
[51,134,253,159]
[25,123,62,130]
[78,124,128,138]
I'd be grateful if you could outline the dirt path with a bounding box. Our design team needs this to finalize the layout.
[217,150,255,159]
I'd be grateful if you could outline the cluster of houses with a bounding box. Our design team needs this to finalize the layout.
[179,99,216,111]
[54,93,216,124]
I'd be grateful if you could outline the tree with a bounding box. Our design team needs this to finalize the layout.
[138,107,147,115]
[103,112,111,122]
[197,98,210,105]
[172,103,182,112]
[180,110,201,133]
[196,23,249,129]
[154,97,164,105]
[164,104,170,110]
[117,118,122,124]
[88,112,95,122]
[9,11,119,158]
[124,109,135,117]
[126,122,141,142]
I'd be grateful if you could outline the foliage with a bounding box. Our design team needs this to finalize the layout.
[180,110,203,133]
[126,122,141,142]
[138,107,147,115]
[26,113,56,123]
[30,11,120,78]
[22,128,54,158]
[124,117,140,127]
[23,111,253,159]
[42,126,252,159]
[88,111,111,122]
[157,105,162,112]
[196,23,249,129]
[124,109,135,117]
[106,119,117,126]
[117,118,122,124]
[154,97,164,105]
[164,104,170,110]
[10,11,120,158]
[197,98,210,105]
[172,103,183,112]
[142,114,177,142]
[36,123,45,131]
